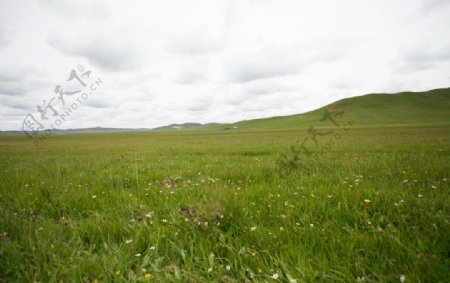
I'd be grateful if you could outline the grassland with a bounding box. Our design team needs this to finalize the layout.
[0,90,449,282]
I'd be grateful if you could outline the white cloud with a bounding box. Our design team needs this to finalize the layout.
[0,0,449,130]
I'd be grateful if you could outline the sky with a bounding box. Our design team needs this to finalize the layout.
[1,0,450,131]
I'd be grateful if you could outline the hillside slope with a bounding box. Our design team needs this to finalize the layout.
[212,88,450,131]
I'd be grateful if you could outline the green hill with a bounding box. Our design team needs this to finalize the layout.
[211,88,450,131]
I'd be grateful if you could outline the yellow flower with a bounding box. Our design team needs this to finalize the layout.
[144,273,152,279]
[93,279,98,283]
[257,268,263,273]
[115,270,120,276]
[92,195,97,200]
[363,199,371,204]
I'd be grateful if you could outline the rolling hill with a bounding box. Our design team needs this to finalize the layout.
[208,87,450,131]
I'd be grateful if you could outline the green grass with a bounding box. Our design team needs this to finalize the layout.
[0,122,449,282]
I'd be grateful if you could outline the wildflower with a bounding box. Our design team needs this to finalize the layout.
[363,199,371,204]
[290,279,298,283]
[310,223,314,228]
[418,194,423,198]
[115,270,120,276]
[272,273,279,279]
[208,268,213,273]
[226,265,231,271]
[257,268,263,273]
[400,275,406,282]
[91,195,97,199]
[250,226,257,232]
[144,273,152,279]
[149,246,156,250]
[135,253,141,257]
[125,239,133,244]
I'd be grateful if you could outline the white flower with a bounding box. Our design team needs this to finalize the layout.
[310,223,314,228]
[207,268,213,273]
[135,253,141,257]
[250,226,257,232]
[226,265,231,271]
[272,273,279,279]
[400,275,406,282]
[125,239,133,244]
[290,279,297,283]
[149,246,156,250]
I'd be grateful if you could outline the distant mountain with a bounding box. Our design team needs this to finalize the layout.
[0,127,150,135]
[53,127,150,133]
[2,88,449,134]
[150,122,223,132]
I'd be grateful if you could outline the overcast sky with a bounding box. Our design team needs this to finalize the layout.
[1,0,450,130]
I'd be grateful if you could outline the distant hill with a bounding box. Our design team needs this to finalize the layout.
[2,88,449,134]
[208,87,450,131]
[0,127,150,135]
[150,123,223,132]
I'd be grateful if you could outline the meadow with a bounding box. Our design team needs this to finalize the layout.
[0,123,449,282]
